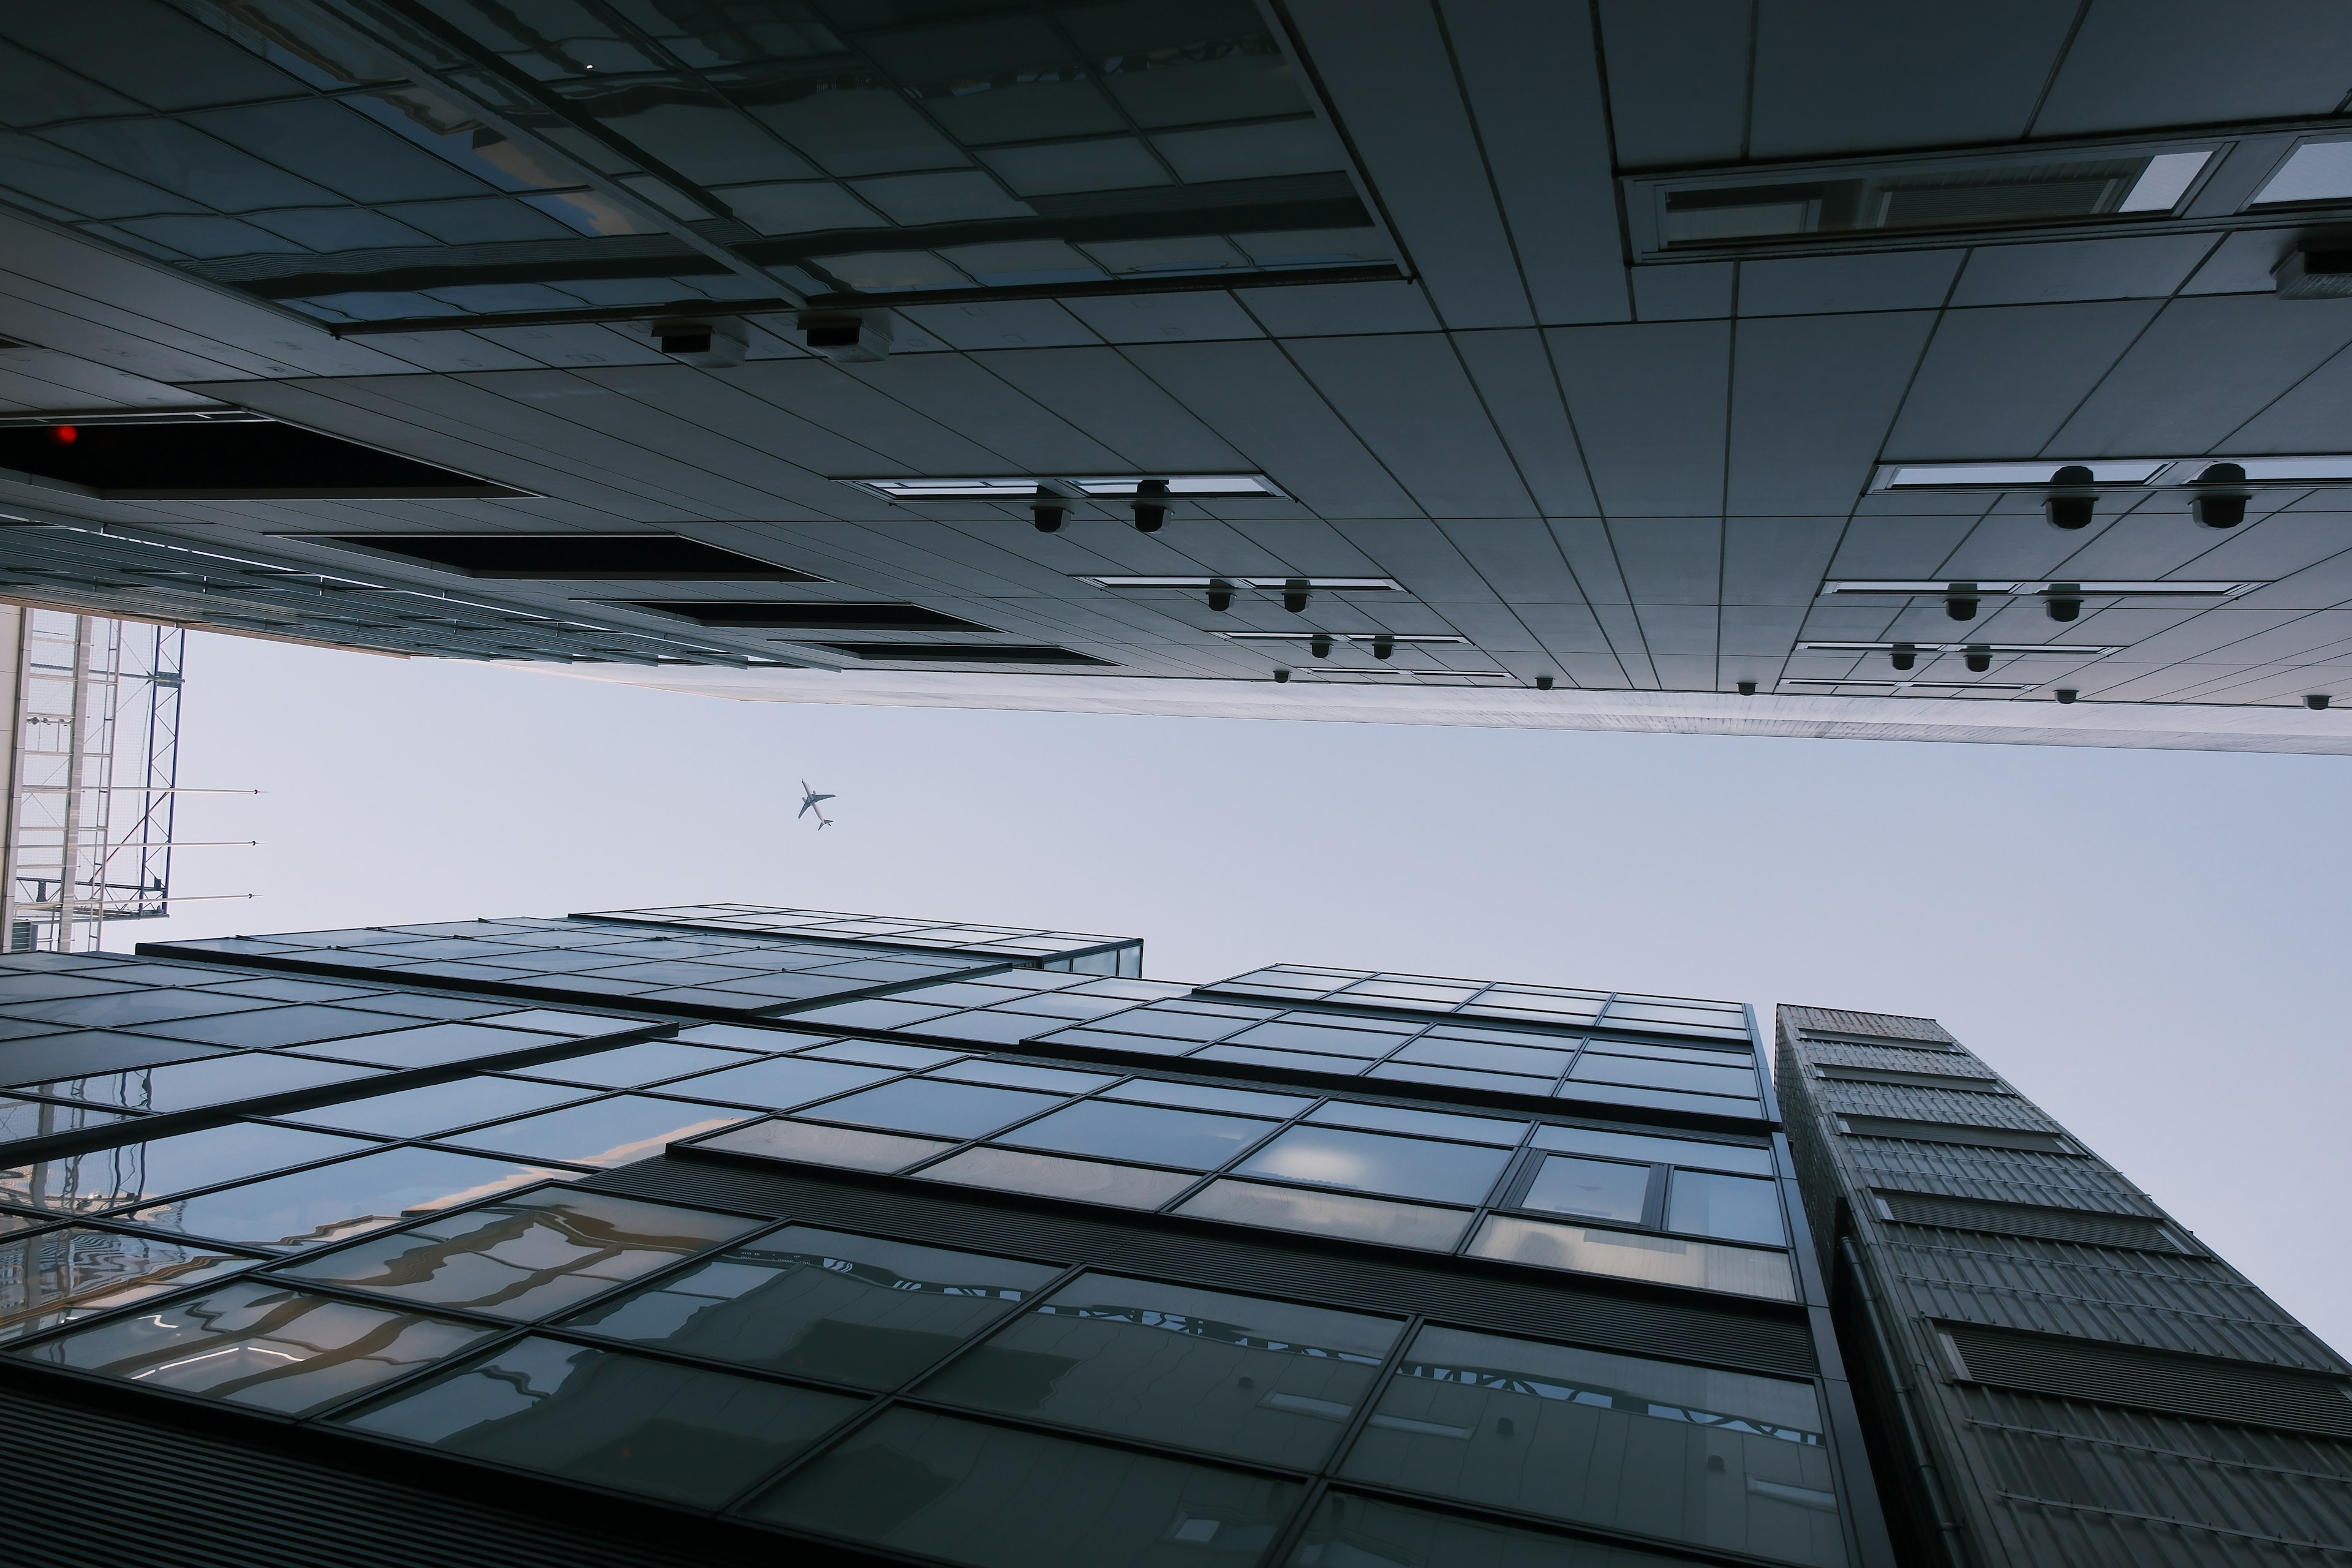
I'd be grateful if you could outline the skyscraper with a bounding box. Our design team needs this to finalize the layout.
[1,3,2350,753]
[1776,1005,2352,1567]
[0,902,1895,1567]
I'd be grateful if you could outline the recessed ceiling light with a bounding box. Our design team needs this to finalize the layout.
[1217,631,1468,644]
[1801,641,2122,655]
[1876,461,2169,489]
[849,478,1040,500]
[2117,149,2212,211]
[1069,475,1282,497]
[845,473,1287,503]
[1082,576,1401,592]
[1821,580,2254,599]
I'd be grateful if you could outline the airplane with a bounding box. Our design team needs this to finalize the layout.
[797,780,835,829]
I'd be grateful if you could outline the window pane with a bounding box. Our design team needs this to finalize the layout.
[28,1052,385,1112]
[1667,1171,1786,1246]
[513,1041,753,1087]
[277,1076,587,1138]
[1294,1491,1694,1567]
[1466,1216,1796,1303]
[1177,1180,1471,1251]
[1101,1079,1311,1118]
[128,1147,561,1250]
[699,1117,954,1173]
[998,1099,1274,1170]
[1237,1126,1511,1205]
[0,1226,253,1344]
[1393,1037,1574,1077]
[745,1407,1302,1567]
[18,1280,494,1415]
[1,1123,372,1216]
[1308,1102,1527,1147]
[1569,1054,1755,1097]
[1226,1020,1406,1059]
[919,1147,1196,1210]
[442,1094,752,1167]
[275,1190,760,1320]
[921,1271,1400,1465]
[801,1078,1063,1139]
[0,1096,134,1143]
[562,1224,1054,1388]
[338,1335,859,1506]
[1341,1325,1838,1566]
[801,1039,963,1069]
[1520,1156,1650,1225]
[289,1020,565,1068]
[1530,1125,1774,1176]
[658,1055,898,1109]
[929,1060,1116,1093]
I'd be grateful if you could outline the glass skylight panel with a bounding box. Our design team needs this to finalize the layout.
[2252,138,2352,206]
[0,1227,255,1345]
[1,1123,374,1219]
[440,1094,752,1168]
[127,1147,562,1250]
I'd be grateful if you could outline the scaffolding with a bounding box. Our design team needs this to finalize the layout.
[0,608,184,953]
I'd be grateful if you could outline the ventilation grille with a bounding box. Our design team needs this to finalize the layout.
[1839,1115,2073,1155]
[1940,1324,2352,1439]
[1877,1190,2185,1253]
[1816,1065,2000,1091]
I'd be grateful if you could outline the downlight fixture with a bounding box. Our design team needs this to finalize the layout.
[1310,634,1333,659]
[1132,479,1170,533]
[1206,581,1234,612]
[1945,591,1980,621]
[1736,680,1758,695]
[1535,674,1555,690]
[1371,635,1395,660]
[2054,688,2079,703]
[653,318,745,369]
[1282,579,1311,613]
[1031,502,1066,533]
[2045,586,2083,622]
[2308,693,2333,710]
[2192,462,2248,528]
[1272,668,1292,683]
[1890,645,1917,671]
[2045,464,2096,529]
[1965,646,1993,673]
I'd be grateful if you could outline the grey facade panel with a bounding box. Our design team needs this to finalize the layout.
[1780,1005,2352,1568]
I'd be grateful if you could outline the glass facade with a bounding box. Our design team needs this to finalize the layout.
[0,0,1395,328]
[0,907,1884,1567]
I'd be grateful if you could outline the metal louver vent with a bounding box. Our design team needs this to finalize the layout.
[1837,1115,2073,1154]
[1875,1190,2187,1252]
[1939,1324,2352,1439]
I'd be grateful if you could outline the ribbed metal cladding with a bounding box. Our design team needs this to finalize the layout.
[0,1381,765,1568]
[584,1152,1819,1376]
[1778,1004,2352,1568]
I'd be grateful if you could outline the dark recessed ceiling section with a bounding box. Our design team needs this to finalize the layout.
[624,601,992,631]
[825,643,1113,665]
[0,421,524,500]
[304,535,818,582]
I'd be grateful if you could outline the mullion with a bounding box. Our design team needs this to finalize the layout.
[1256,1309,1430,1568]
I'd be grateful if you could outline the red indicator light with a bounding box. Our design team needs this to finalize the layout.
[47,425,77,445]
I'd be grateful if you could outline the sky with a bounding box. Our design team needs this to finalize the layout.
[126,629,2352,1351]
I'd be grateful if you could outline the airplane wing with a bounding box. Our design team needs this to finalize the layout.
[810,793,835,804]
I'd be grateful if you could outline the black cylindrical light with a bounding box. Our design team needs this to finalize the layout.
[1310,634,1333,658]
[1282,579,1310,613]
[1206,580,1233,612]
[2046,597,2081,622]
[1736,679,1758,695]
[2045,464,2095,529]
[2307,693,2332,710]
[1966,647,1992,672]
[1946,595,1979,620]
[2194,462,2248,529]
[2054,688,2079,704]
[1132,478,1169,533]
[1272,667,1292,683]
[1031,502,1066,533]
[1371,635,1394,660]
[1535,674,1554,690]
[1890,645,1916,671]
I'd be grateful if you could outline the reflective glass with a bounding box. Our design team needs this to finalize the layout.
[658,1055,897,1109]
[1101,1079,1311,1118]
[1529,1124,1774,1174]
[123,1003,426,1048]
[443,1094,751,1167]
[1366,1063,1555,1097]
[513,1041,752,1087]
[1520,1156,1651,1225]
[1292,1492,1687,1567]
[999,1099,1274,1170]
[0,1226,253,1344]
[339,1335,858,1506]
[18,1279,494,1414]
[803,1078,1062,1139]
[1,1123,371,1216]
[129,1147,561,1249]
[930,1059,1115,1093]
[1177,1180,1471,1251]
[1227,1020,1411,1058]
[565,1224,1054,1387]
[1308,1102,1526,1147]
[702,1115,954,1172]
[276,1190,760,1320]
[1237,1126,1511,1205]
[291,1020,565,1068]
[802,1039,963,1069]
[0,989,272,1030]
[1467,1216,1796,1302]
[747,1407,1302,1567]
[1570,1054,1755,1096]
[0,1096,133,1144]
[26,1052,384,1112]
[1341,1325,1839,1566]
[277,1076,587,1138]
[1667,1171,1787,1245]
[919,1147,1196,1209]
[673,1022,796,1049]
[922,1272,1399,1464]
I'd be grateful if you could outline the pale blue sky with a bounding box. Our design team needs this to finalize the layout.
[131,631,2352,1349]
